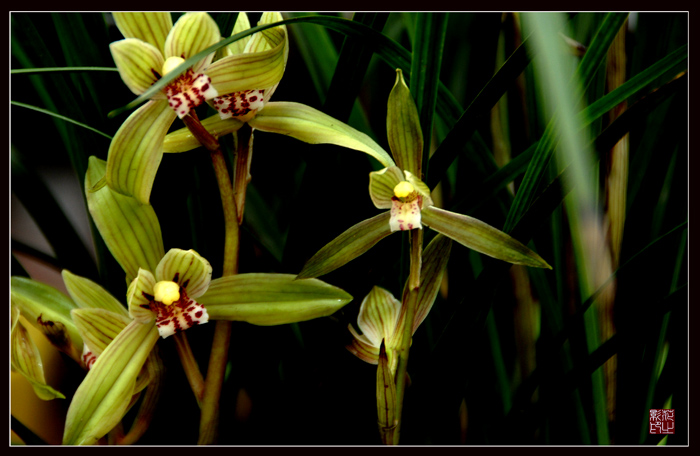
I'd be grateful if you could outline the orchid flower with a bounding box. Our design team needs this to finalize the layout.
[52,155,355,445]
[347,234,451,375]
[297,69,552,280]
[106,12,293,205]
[161,13,394,174]
[127,248,212,339]
[106,12,222,204]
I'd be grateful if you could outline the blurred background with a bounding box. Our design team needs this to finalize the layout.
[11,12,687,445]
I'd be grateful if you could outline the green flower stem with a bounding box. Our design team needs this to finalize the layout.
[173,332,204,406]
[180,111,241,445]
[392,228,423,445]
[232,126,253,225]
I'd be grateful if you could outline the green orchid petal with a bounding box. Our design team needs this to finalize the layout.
[87,157,165,282]
[206,26,286,95]
[162,114,245,152]
[199,274,352,325]
[421,206,552,269]
[297,211,393,280]
[356,286,402,352]
[246,13,286,53]
[224,12,252,56]
[110,38,165,97]
[387,68,423,178]
[164,12,220,74]
[11,276,83,362]
[71,308,132,358]
[155,248,212,299]
[369,166,404,209]
[127,269,157,323]
[249,102,395,168]
[63,320,159,445]
[377,341,397,445]
[347,327,381,365]
[404,170,433,207]
[11,305,65,400]
[112,12,173,52]
[62,270,129,318]
[106,99,177,204]
[400,234,452,334]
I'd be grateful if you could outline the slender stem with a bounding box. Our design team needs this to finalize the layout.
[173,332,205,406]
[392,228,423,445]
[180,111,240,445]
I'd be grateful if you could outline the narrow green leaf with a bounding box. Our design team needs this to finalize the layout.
[249,101,395,168]
[86,156,165,282]
[410,13,448,177]
[387,69,423,177]
[426,34,532,190]
[580,44,687,125]
[324,13,388,122]
[504,13,629,232]
[199,274,353,325]
[421,206,551,269]
[63,320,159,445]
[296,212,393,280]
[11,101,112,140]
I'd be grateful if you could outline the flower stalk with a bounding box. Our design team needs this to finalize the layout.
[180,109,241,444]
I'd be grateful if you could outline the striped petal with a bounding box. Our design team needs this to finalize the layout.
[421,206,552,269]
[71,308,132,359]
[387,69,423,177]
[346,326,380,364]
[62,270,129,317]
[126,268,156,323]
[11,277,83,363]
[224,12,252,56]
[110,38,165,97]
[112,12,172,52]
[86,157,165,282]
[369,166,404,209]
[249,102,395,168]
[155,249,212,298]
[199,274,352,326]
[11,304,65,400]
[164,12,220,74]
[105,99,176,205]
[63,320,159,445]
[206,20,286,96]
[356,286,402,349]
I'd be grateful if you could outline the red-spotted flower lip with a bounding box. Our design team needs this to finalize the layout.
[211,89,266,121]
[141,281,209,339]
[164,67,219,119]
